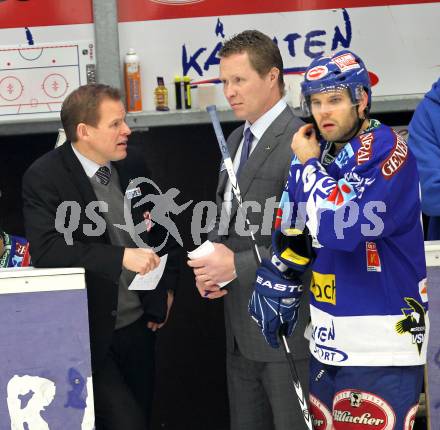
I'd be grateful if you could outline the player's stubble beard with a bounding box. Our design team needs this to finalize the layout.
[320,106,367,144]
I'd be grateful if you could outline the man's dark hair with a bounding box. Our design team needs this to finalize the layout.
[61,84,121,142]
[219,30,284,94]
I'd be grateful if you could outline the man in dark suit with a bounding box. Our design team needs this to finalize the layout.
[188,31,310,430]
[22,84,181,430]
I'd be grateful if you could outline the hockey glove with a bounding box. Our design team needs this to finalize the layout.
[249,259,303,348]
[271,228,313,275]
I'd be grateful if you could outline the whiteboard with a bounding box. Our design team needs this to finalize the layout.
[0,40,95,121]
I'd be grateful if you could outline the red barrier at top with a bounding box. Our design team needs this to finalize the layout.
[0,0,436,28]
[118,0,438,22]
[0,1,93,29]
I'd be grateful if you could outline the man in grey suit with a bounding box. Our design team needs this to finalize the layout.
[188,30,310,430]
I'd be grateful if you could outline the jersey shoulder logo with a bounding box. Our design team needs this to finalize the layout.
[356,132,375,165]
[381,132,408,179]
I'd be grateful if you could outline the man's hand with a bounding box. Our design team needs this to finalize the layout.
[122,248,160,275]
[291,124,321,165]
[187,243,236,299]
[194,279,228,300]
[147,290,174,332]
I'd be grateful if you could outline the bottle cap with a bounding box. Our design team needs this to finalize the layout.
[183,76,191,82]
[127,48,136,55]
[157,76,165,86]
[174,75,182,82]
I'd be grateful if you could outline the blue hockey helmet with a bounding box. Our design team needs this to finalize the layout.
[300,50,371,116]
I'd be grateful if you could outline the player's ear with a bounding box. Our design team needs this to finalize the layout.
[357,90,369,119]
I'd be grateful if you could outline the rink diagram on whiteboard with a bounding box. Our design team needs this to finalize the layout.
[0,41,95,120]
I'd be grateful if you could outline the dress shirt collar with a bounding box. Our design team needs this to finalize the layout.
[71,143,111,179]
[244,98,287,141]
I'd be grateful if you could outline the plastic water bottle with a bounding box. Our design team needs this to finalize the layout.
[124,48,142,112]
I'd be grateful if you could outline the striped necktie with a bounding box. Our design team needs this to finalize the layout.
[95,166,111,185]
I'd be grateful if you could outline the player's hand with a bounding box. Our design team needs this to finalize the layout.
[291,124,320,164]
[123,248,160,275]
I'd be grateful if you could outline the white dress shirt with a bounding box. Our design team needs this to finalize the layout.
[71,143,111,181]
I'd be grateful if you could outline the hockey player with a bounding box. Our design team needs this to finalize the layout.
[249,50,429,429]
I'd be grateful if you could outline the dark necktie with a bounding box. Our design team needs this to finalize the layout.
[236,128,253,178]
[95,166,111,185]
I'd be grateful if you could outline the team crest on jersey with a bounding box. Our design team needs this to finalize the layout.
[309,394,332,430]
[381,133,408,178]
[307,65,329,80]
[332,52,361,72]
[395,297,426,354]
[357,132,375,165]
[366,242,381,272]
[333,390,396,429]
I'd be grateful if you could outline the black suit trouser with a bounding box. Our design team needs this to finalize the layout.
[93,316,156,430]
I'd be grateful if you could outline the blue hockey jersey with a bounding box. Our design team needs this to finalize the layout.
[282,120,429,366]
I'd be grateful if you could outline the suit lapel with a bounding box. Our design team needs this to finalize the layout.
[229,106,293,220]
[60,142,100,208]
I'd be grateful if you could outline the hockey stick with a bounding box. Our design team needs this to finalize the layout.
[206,105,313,430]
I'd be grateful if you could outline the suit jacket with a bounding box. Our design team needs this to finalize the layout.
[208,105,310,362]
[22,142,181,371]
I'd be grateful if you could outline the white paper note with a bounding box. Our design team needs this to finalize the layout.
[187,240,215,260]
[128,254,168,291]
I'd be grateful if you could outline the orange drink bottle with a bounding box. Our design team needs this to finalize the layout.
[124,48,142,112]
